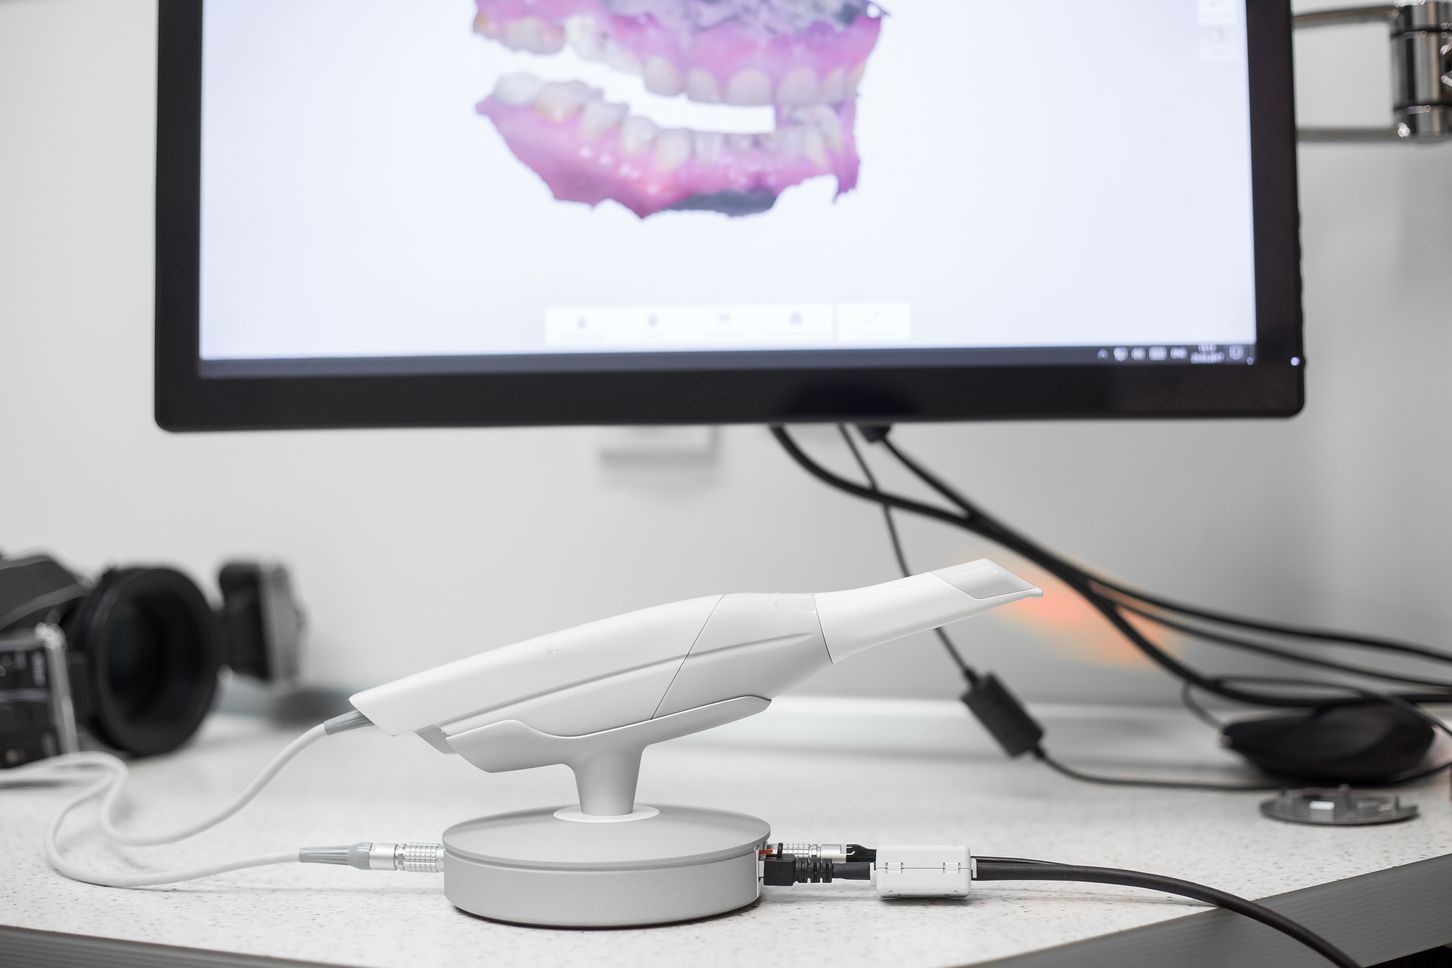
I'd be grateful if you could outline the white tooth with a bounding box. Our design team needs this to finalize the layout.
[692,131,725,162]
[504,17,564,55]
[815,108,845,151]
[789,106,845,152]
[620,115,660,155]
[802,127,829,166]
[686,69,720,103]
[643,57,685,97]
[724,69,772,106]
[821,67,846,103]
[580,99,627,138]
[776,67,820,107]
[533,22,566,54]
[726,133,757,155]
[654,129,692,172]
[760,129,796,157]
[534,81,590,122]
[565,16,605,60]
[503,17,541,52]
[605,43,643,76]
[494,72,544,106]
[846,61,866,93]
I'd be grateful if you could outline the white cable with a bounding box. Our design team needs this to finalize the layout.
[0,723,329,846]
[5,752,298,887]
[0,713,372,888]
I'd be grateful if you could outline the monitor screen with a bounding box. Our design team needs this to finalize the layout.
[155,0,1303,428]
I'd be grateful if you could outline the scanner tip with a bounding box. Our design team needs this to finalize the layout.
[932,560,1041,601]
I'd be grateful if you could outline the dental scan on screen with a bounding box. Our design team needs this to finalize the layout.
[197,0,1258,367]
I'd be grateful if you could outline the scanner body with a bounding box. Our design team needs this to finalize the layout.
[351,560,1040,815]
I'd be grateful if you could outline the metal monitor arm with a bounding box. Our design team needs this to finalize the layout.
[1297,1,1451,143]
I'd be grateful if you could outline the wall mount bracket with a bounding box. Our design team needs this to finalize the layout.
[1296,0,1451,143]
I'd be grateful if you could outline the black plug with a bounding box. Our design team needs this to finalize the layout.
[961,673,1045,759]
[762,854,872,885]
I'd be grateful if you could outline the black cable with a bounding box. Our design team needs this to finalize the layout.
[837,425,1296,792]
[873,429,1452,668]
[841,424,1346,790]
[1093,579,1452,667]
[1179,679,1225,730]
[836,425,978,683]
[779,425,1452,793]
[1032,749,1280,792]
[973,857,1358,968]
[772,425,1269,706]
[1117,599,1452,690]
[875,430,1452,670]
[771,425,1452,711]
[882,430,1452,678]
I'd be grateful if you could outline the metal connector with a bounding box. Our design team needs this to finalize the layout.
[391,842,446,873]
[1296,1,1452,143]
[775,843,851,862]
[299,842,444,873]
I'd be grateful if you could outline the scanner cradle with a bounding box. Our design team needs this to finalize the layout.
[349,561,1040,927]
[445,698,769,816]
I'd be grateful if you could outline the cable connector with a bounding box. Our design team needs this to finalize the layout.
[759,842,970,897]
[299,842,443,873]
[759,843,874,885]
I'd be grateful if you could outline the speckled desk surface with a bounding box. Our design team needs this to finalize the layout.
[2,700,1450,968]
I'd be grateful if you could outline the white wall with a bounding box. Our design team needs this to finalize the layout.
[1,0,1447,702]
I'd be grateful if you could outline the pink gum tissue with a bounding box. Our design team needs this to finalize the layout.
[477,91,860,219]
[474,3,880,107]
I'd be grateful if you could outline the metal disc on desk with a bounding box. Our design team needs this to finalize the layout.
[442,804,769,927]
[1260,786,1419,826]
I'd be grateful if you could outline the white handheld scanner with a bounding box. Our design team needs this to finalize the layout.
[351,561,1039,815]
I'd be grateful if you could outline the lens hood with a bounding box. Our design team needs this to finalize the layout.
[64,567,221,756]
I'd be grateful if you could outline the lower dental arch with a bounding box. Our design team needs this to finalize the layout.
[471,0,883,218]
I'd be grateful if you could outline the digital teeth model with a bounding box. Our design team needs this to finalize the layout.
[472,0,883,218]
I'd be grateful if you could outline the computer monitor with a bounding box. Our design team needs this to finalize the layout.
[155,0,1303,430]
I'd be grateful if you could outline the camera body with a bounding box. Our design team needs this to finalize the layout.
[0,626,78,767]
[0,552,304,768]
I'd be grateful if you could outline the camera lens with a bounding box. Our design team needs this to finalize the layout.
[100,601,167,720]
[65,567,220,756]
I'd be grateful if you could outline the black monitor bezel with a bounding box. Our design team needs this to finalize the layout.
[156,0,1304,431]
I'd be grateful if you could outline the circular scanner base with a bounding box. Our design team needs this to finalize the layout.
[442,805,770,928]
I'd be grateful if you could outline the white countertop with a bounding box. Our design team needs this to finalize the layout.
[2,699,1450,968]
